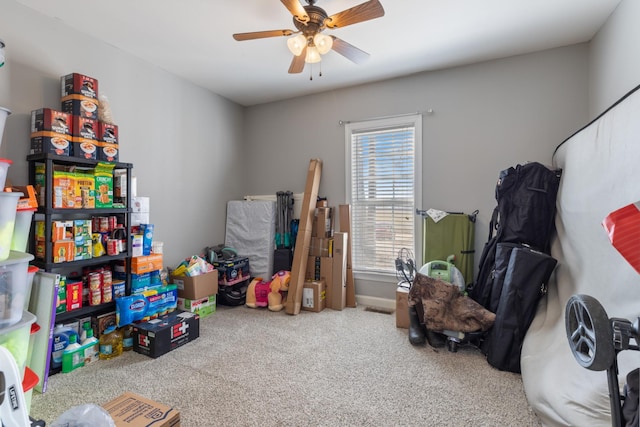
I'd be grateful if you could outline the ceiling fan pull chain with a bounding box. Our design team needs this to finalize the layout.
[309,64,313,81]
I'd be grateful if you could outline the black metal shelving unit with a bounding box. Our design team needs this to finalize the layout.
[26,152,133,319]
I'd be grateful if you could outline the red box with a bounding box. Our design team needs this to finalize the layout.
[61,73,98,99]
[72,116,98,139]
[66,281,83,311]
[98,122,118,144]
[30,108,71,135]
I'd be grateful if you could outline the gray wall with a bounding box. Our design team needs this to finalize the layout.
[244,45,590,302]
[589,0,640,117]
[0,2,245,269]
[4,0,635,303]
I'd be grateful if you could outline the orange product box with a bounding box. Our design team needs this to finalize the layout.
[131,253,163,274]
[5,186,39,210]
[53,240,75,263]
[53,169,77,208]
[66,280,83,311]
[52,220,74,242]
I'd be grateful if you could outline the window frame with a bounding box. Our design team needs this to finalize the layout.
[344,113,423,280]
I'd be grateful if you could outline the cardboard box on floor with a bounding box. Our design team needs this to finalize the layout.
[338,204,356,307]
[171,269,218,300]
[302,280,325,312]
[304,232,347,310]
[102,391,180,427]
[396,285,409,329]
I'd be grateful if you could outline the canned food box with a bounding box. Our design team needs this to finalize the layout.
[98,122,118,144]
[72,116,98,139]
[61,95,99,120]
[97,142,119,162]
[73,140,98,160]
[61,73,98,99]
[31,108,71,135]
[30,132,71,156]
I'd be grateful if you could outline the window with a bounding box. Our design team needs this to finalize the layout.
[345,114,422,276]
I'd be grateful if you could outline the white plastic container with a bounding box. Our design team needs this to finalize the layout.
[0,251,35,329]
[11,206,36,252]
[0,158,11,189]
[0,310,37,377]
[0,106,10,146]
[0,191,21,261]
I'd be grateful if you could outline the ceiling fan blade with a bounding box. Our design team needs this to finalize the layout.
[325,0,385,29]
[233,29,294,41]
[288,46,307,74]
[331,37,369,64]
[280,0,310,23]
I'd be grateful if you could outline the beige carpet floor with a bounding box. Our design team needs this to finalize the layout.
[30,304,541,426]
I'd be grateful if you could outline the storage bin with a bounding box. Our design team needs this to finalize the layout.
[0,106,10,146]
[0,310,37,377]
[0,158,11,189]
[11,206,36,252]
[22,365,39,414]
[0,251,35,328]
[0,192,22,260]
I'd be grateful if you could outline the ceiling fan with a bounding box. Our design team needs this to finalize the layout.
[232,0,385,74]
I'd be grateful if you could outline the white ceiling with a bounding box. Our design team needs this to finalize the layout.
[15,0,621,107]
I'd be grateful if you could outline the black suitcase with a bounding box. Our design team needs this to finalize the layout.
[482,244,557,372]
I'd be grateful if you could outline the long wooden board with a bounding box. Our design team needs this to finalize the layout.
[339,204,356,307]
[286,159,322,315]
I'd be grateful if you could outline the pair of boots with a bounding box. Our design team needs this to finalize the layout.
[408,305,446,348]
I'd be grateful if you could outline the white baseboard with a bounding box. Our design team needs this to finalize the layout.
[355,295,395,311]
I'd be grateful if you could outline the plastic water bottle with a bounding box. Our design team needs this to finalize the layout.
[99,326,123,360]
[121,325,134,351]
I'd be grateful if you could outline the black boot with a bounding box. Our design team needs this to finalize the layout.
[425,329,446,348]
[408,305,426,345]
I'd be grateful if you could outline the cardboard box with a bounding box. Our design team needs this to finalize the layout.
[131,254,163,274]
[212,257,250,286]
[92,311,116,337]
[30,132,72,156]
[98,122,119,144]
[52,240,75,263]
[312,206,334,238]
[177,294,216,318]
[61,73,99,99]
[331,232,348,311]
[97,142,119,162]
[73,140,98,160]
[302,280,325,312]
[61,94,99,120]
[102,392,180,427]
[309,237,332,257]
[172,270,218,300]
[31,108,71,134]
[396,285,410,329]
[131,196,150,213]
[133,310,199,359]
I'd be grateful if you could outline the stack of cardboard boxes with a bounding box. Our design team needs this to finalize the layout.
[303,201,348,312]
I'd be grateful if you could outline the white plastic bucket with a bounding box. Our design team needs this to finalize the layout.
[0,158,11,189]
[0,192,22,261]
[0,107,10,146]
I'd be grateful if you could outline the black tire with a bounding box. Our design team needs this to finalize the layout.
[565,294,615,371]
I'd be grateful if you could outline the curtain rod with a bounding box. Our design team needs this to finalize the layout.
[338,109,434,126]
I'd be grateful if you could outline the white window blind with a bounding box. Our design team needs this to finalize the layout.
[346,114,422,275]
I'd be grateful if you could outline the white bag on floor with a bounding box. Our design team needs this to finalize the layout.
[50,404,115,427]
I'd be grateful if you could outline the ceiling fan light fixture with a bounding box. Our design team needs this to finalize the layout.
[313,33,333,55]
[286,34,307,56]
[305,46,322,64]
